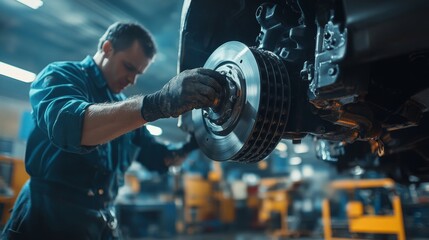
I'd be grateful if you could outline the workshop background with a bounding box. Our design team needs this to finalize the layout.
[1,1,429,240]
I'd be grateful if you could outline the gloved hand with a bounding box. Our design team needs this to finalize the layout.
[141,68,224,122]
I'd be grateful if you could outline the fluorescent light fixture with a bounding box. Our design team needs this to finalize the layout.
[0,61,36,83]
[289,156,302,165]
[16,0,43,9]
[146,124,163,136]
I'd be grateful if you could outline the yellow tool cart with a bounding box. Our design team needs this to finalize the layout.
[323,178,405,240]
[258,178,306,237]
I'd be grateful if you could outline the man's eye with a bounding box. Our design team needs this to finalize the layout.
[124,63,134,71]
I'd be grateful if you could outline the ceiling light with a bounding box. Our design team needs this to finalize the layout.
[0,61,36,83]
[275,142,288,152]
[289,156,302,165]
[279,151,287,158]
[146,124,162,136]
[290,169,302,181]
[16,0,43,9]
[293,143,309,153]
[302,165,314,177]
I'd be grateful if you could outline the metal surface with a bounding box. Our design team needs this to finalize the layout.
[193,41,290,162]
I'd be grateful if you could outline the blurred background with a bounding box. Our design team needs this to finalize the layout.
[0,1,428,240]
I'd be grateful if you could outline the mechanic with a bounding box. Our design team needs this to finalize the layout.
[1,21,223,239]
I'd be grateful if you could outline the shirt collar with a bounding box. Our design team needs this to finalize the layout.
[81,55,107,88]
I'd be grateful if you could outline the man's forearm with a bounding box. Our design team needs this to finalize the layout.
[81,96,147,146]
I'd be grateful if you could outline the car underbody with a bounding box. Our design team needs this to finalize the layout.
[178,0,429,184]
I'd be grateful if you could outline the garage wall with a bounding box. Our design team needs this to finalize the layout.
[0,96,31,159]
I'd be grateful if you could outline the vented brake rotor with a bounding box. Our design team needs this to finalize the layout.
[192,41,291,163]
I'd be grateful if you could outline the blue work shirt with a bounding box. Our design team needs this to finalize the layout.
[26,56,163,202]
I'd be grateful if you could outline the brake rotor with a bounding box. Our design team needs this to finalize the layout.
[193,41,291,163]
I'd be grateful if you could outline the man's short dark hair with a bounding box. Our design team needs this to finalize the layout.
[98,22,157,59]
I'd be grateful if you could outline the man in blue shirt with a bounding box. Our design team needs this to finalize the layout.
[2,22,222,239]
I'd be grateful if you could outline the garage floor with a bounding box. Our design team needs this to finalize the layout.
[141,233,429,240]
[140,232,323,240]
[137,231,429,240]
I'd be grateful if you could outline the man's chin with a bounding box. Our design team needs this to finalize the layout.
[115,86,127,93]
[112,88,122,94]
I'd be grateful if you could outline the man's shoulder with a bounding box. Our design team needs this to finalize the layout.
[38,60,86,81]
[34,60,87,87]
[45,60,83,73]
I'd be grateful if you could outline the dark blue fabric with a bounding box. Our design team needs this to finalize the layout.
[25,56,136,200]
[23,56,170,197]
[2,56,170,239]
[2,181,120,240]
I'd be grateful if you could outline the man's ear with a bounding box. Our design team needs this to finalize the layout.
[102,40,113,57]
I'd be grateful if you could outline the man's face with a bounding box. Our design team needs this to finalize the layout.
[101,40,152,93]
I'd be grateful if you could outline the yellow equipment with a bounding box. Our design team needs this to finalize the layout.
[183,171,235,233]
[259,178,303,237]
[323,178,405,240]
[208,161,235,224]
[0,156,29,225]
[183,175,214,225]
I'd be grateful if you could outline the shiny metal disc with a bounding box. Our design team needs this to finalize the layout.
[193,41,260,161]
[193,41,290,162]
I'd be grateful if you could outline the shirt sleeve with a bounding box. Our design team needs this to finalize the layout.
[30,64,96,154]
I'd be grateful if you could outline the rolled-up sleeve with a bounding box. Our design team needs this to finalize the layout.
[30,65,95,153]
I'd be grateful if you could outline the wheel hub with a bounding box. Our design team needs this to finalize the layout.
[203,63,242,134]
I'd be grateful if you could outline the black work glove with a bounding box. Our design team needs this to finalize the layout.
[141,68,224,122]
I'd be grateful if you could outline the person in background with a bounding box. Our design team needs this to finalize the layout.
[2,21,223,239]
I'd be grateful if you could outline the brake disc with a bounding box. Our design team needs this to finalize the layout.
[192,41,291,163]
